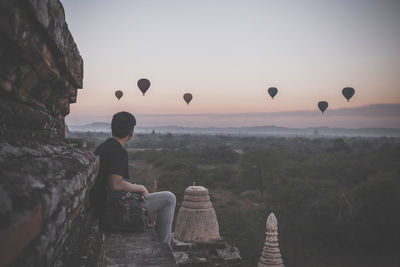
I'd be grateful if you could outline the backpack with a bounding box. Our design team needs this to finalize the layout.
[101,191,150,232]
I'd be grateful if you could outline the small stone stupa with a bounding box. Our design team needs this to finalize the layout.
[174,185,220,243]
[258,212,284,267]
[172,185,241,266]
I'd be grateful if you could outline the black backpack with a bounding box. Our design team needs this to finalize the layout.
[101,191,150,232]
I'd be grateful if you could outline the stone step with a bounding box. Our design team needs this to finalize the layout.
[102,230,177,267]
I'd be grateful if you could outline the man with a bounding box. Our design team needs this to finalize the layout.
[90,111,176,244]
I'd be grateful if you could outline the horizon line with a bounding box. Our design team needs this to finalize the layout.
[68,123,400,130]
[68,103,400,120]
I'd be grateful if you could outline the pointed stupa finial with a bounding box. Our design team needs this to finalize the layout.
[266,212,278,233]
[258,212,284,267]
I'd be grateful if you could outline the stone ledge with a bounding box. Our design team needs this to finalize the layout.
[172,237,241,266]
[0,140,98,266]
[103,230,177,267]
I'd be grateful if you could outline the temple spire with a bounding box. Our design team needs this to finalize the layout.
[258,212,284,267]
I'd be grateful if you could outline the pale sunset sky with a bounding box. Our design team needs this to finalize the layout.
[61,0,400,128]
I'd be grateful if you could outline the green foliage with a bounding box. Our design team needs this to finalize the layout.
[199,146,239,164]
[347,172,400,247]
[216,207,265,267]
[83,132,400,266]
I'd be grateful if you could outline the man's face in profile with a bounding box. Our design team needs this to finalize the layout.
[128,129,134,140]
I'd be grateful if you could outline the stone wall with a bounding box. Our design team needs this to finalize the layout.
[0,0,99,266]
[0,0,83,142]
[0,141,98,266]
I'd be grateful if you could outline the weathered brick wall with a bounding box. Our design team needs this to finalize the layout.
[0,141,98,266]
[0,0,99,266]
[0,0,83,142]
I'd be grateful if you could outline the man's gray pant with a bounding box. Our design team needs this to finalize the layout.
[144,191,176,244]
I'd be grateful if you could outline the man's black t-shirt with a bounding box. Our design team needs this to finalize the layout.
[90,138,129,219]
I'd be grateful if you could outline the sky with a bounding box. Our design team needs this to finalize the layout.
[61,0,400,128]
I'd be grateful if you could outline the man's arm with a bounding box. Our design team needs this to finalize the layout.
[108,174,149,197]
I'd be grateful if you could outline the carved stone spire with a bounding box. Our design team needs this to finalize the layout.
[258,212,284,267]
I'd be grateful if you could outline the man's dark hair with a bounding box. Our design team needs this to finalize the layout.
[111,111,136,138]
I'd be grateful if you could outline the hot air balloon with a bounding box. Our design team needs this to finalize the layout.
[183,93,193,104]
[115,90,123,100]
[268,87,278,99]
[137,78,151,96]
[318,101,328,114]
[342,87,355,102]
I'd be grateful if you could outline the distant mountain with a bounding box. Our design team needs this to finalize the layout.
[67,103,400,130]
[68,123,400,137]
[68,104,400,137]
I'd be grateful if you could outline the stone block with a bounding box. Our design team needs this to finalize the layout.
[0,140,98,266]
[0,0,83,142]
[0,203,43,267]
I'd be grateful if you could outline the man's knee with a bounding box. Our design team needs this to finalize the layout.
[164,191,176,205]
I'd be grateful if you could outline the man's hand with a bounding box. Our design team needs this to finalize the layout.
[138,184,149,198]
